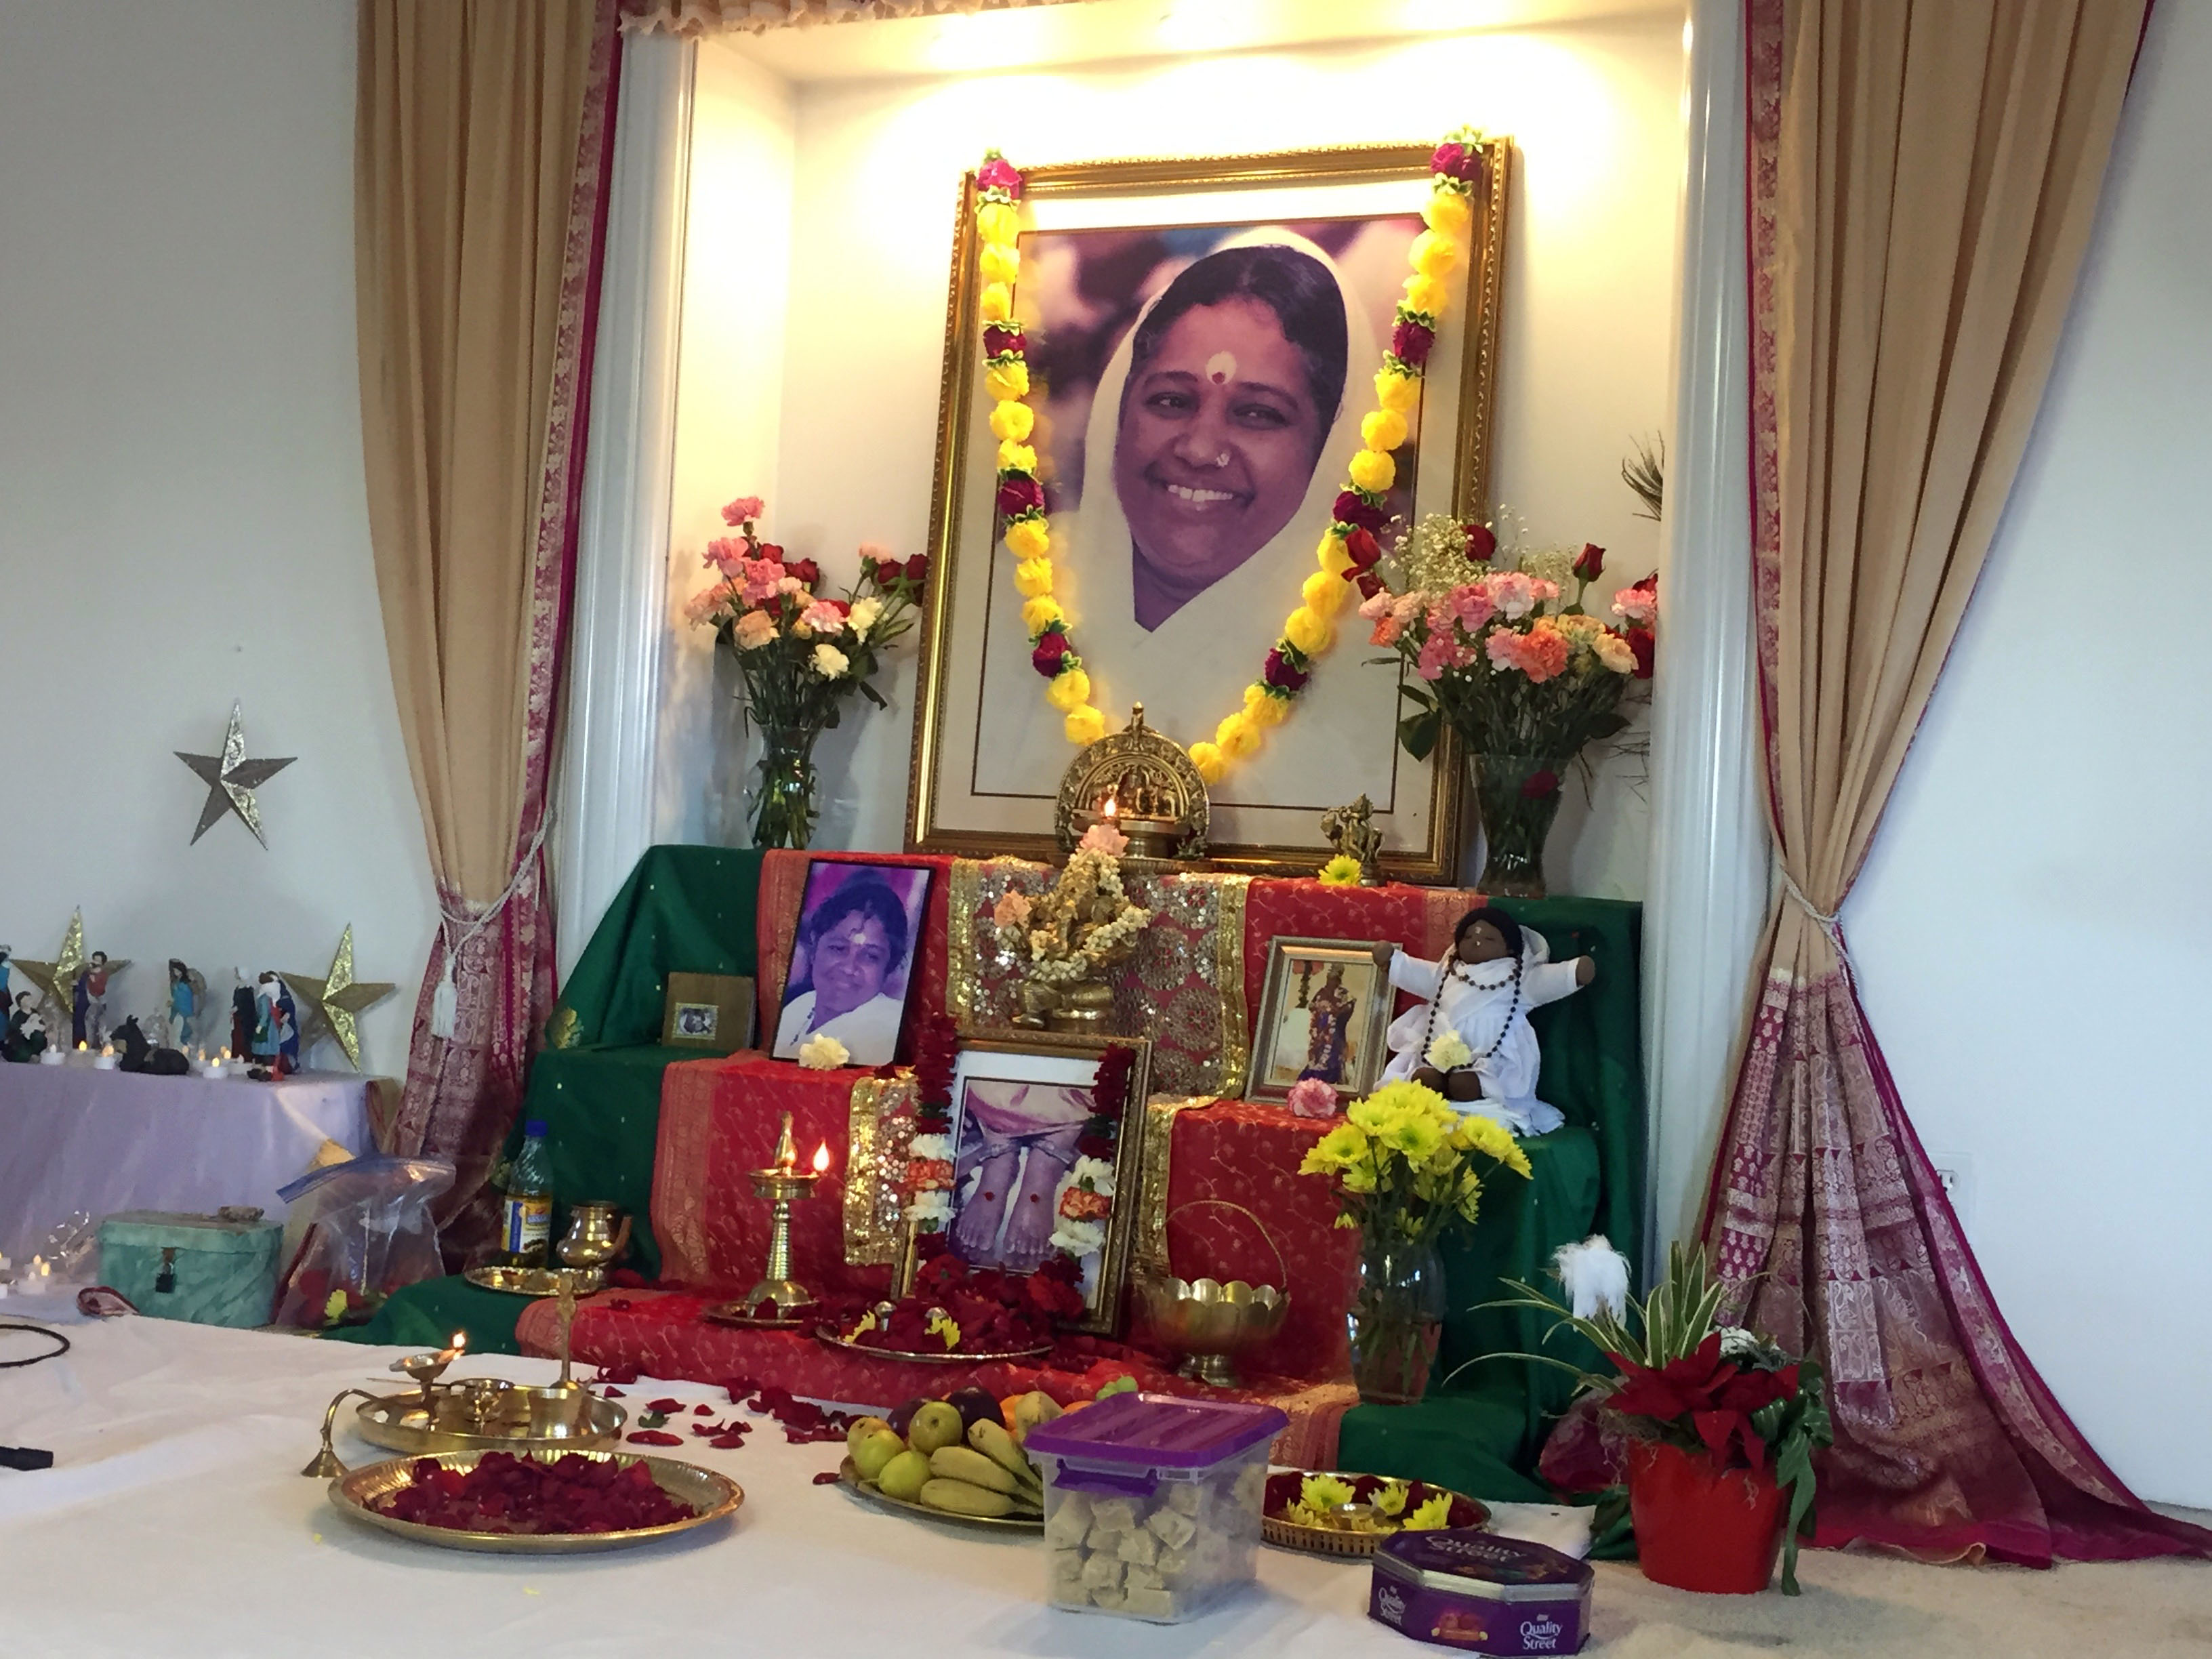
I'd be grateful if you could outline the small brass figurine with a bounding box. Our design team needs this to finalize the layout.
[1320,794,1387,887]
[1053,704,1209,862]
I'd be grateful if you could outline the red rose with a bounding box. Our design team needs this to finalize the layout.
[756,541,785,565]
[983,325,1027,359]
[1332,490,1387,531]
[1574,542,1605,580]
[997,476,1044,517]
[1355,570,1385,600]
[1465,523,1497,563]
[1076,1132,1115,1160]
[905,554,930,583]
[873,557,904,586]
[1262,649,1308,693]
[1431,142,1484,184]
[1344,527,1382,570]
[1626,625,1655,678]
[1391,319,1435,368]
[977,156,1024,198]
[1031,629,1070,677]
[787,557,821,588]
[1519,769,1560,800]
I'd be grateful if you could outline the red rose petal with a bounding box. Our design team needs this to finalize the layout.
[693,1404,714,1416]
[712,1434,749,1450]
[626,1431,682,1446]
[812,1471,842,1485]
[598,1386,626,1398]
[647,1398,682,1414]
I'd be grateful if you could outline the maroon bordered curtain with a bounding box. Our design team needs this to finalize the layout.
[355,0,623,1255]
[1706,0,2208,1564]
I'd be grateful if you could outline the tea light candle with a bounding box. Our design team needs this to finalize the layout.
[195,1048,228,1078]
[93,1043,120,1071]
[38,1044,65,1065]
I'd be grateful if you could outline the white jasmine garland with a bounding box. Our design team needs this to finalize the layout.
[796,1032,849,1070]
[907,1132,954,1165]
[1049,1217,1106,1256]
[907,1191,953,1225]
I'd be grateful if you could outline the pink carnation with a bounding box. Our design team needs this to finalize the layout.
[857,541,890,562]
[722,495,765,527]
[1485,571,1536,619]
[1286,1078,1339,1119]
[990,890,1032,930]
[1416,632,1458,682]
[1529,577,1560,606]
[682,587,722,624]
[1357,590,1395,621]
[704,536,750,575]
[1450,584,1497,632]
[734,611,777,651]
[799,599,848,636]
[775,574,804,596]
[1612,580,1658,626]
[1370,611,1406,649]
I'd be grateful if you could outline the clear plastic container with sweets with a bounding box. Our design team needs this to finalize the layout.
[1022,1392,1289,1623]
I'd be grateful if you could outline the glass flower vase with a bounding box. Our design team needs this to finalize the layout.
[1471,753,1571,899]
[749,722,825,851]
[1347,1233,1447,1406]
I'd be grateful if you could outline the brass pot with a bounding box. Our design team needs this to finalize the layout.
[1043,977,1116,1033]
[556,1202,632,1270]
[1134,1273,1290,1389]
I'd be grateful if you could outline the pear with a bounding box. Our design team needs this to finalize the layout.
[846,1416,895,1458]
[877,1447,933,1502]
[906,1399,967,1456]
[851,1427,907,1483]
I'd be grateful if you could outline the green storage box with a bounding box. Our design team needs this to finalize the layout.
[98,1208,283,1329]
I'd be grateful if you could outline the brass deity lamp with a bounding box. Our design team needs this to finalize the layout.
[1054,704,1210,864]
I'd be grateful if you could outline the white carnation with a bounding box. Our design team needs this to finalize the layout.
[811,642,851,678]
[847,596,884,640]
[796,1032,849,1070]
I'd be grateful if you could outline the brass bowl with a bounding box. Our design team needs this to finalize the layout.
[328,1448,741,1555]
[352,1383,626,1456]
[1134,1274,1290,1388]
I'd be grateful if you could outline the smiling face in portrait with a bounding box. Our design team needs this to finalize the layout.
[811,914,892,1020]
[1114,298,1327,605]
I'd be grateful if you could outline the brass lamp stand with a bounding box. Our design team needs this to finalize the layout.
[737,1112,825,1317]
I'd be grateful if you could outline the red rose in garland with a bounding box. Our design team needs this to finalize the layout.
[1343,527,1383,572]
[1391,319,1435,368]
[1430,140,1486,183]
[1333,490,1389,532]
[1031,628,1071,678]
[997,475,1045,518]
[983,325,1026,358]
[977,155,1024,198]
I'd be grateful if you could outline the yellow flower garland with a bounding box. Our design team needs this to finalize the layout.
[972,133,1488,779]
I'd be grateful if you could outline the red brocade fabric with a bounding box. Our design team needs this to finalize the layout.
[1134,1099,1360,1382]
[651,1052,892,1300]
[514,1288,1358,1464]
[1240,878,1485,1023]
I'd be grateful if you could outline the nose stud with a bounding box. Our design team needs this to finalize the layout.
[1213,453,1230,468]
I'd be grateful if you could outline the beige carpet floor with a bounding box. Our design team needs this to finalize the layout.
[1581,1508,2212,1658]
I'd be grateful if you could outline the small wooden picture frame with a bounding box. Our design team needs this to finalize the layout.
[1250,937,1393,1102]
[661,972,756,1054]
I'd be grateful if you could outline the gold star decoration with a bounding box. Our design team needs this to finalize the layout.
[8,911,127,1020]
[288,924,396,1071]
[176,702,295,847]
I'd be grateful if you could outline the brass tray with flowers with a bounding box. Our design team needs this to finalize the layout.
[328,1448,742,1555]
[1262,1471,1490,1557]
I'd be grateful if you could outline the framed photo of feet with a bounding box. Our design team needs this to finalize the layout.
[944,1033,1151,1335]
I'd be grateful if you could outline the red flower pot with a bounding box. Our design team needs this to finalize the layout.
[1626,1440,1786,1594]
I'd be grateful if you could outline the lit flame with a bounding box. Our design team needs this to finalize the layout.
[451,1331,468,1351]
[1103,797,1118,818]
[812,1143,831,1175]
[77,1042,87,1052]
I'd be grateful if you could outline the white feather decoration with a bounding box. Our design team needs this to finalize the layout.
[1553,1234,1631,1322]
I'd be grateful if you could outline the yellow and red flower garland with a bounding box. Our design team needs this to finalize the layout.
[973,132,1488,781]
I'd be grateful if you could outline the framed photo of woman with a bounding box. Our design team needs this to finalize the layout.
[1250,937,1392,1103]
[771,860,933,1067]
[943,1034,1150,1334]
[907,141,1510,879]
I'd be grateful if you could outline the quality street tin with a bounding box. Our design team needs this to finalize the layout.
[1368,1529,1593,1654]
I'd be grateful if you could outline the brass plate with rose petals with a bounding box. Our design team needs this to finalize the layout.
[813,1325,1051,1365]
[328,1448,741,1555]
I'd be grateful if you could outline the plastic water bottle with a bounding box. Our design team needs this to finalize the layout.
[501,1120,554,1266]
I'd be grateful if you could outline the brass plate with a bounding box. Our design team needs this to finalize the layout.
[838,1456,1041,1533]
[352,1386,626,1456]
[701,1302,811,1332]
[463,1264,605,1298]
[1261,1477,1489,1557]
[328,1448,742,1555]
[814,1326,1052,1366]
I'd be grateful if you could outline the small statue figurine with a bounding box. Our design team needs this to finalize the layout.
[230,969,257,1060]
[3,991,47,1063]
[1320,795,1387,888]
[252,972,300,1078]
[73,950,115,1048]
[1374,905,1595,1136]
[165,959,207,1051]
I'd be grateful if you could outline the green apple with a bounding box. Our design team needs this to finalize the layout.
[851,1427,906,1483]
[845,1416,895,1458]
[877,1448,933,1502]
[906,1400,966,1456]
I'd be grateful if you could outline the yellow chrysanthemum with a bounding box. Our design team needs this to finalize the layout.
[1340,1160,1378,1194]
[1422,186,1473,237]
[1045,668,1091,712]
[1021,595,1064,634]
[1216,711,1262,759]
[990,398,1035,442]
[1318,531,1355,578]
[1410,228,1458,278]
[1284,605,1334,656]
[1348,447,1395,495]
[1347,1096,1395,1136]
[1189,741,1227,783]
[1064,704,1106,745]
[1299,1121,1367,1174]
[1364,1079,1452,1122]
[998,440,1037,473]
[1361,408,1408,453]
[1372,1479,1412,1517]
[1242,685,1290,726]
[975,203,1018,244]
[1301,1473,1357,1512]
[1403,1491,1455,1530]
[1301,570,1349,617]
[980,241,1021,283]
[983,361,1030,402]
[1375,368,1421,413]
[1004,516,1050,560]
[980,282,1013,323]
[1012,556,1054,598]
[1318,854,1362,887]
[1384,1111,1449,1164]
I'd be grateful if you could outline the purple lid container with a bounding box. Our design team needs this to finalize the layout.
[1023,1391,1288,1471]
[1376,1529,1593,1597]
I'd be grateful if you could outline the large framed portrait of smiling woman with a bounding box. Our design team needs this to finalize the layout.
[906,141,1510,879]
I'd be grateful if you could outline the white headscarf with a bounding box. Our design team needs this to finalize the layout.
[974,229,1406,811]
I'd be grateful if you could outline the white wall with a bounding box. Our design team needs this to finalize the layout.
[0,0,435,1079]
[1845,3,2212,1509]
[659,16,1686,896]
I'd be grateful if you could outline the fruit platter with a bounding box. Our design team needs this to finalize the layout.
[838,1384,1112,1530]
[328,1448,743,1555]
[1261,1471,1489,1558]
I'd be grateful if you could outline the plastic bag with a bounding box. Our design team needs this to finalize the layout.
[272,1155,455,1328]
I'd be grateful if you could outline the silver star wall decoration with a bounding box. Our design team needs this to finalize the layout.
[176,702,295,847]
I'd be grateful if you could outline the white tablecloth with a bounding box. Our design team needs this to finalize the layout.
[0,1063,370,1261]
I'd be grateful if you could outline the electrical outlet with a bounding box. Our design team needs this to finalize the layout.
[1927,1153,1974,1234]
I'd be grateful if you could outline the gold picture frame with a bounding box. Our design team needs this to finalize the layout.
[1249,937,1394,1103]
[906,140,1512,881]
[947,1031,1151,1336]
[659,972,756,1054]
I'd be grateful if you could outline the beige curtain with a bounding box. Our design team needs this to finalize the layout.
[356,0,619,1248]
[621,0,1086,34]
[1706,0,2209,1561]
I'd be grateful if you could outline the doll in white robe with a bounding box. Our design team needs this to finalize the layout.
[1374,907,1595,1136]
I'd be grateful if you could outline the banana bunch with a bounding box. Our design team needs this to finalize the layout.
[847,1387,1063,1521]
[919,1419,1044,1519]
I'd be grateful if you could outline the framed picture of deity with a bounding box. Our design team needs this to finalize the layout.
[924,1033,1150,1335]
[1250,938,1393,1103]
[906,139,1511,881]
